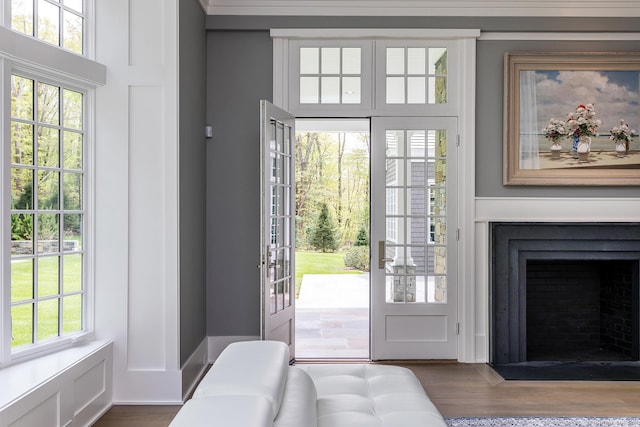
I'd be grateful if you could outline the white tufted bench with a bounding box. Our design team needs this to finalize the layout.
[297,364,445,427]
[169,340,446,427]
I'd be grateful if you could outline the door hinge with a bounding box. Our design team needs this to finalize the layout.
[456,228,460,241]
[456,323,460,335]
[456,134,460,147]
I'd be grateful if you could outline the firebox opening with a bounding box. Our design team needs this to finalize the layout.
[526,259,636,362]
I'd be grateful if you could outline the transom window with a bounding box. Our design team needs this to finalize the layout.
[10,73,86,353]
[11,0,84,55]
[385,47,448,105]
[299,46,362,104]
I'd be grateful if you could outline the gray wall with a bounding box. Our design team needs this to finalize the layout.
[179,0,207,364]
[204,16,640,338]
[206,31,273,336]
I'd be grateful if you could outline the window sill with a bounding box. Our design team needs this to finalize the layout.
[0,339,112,411]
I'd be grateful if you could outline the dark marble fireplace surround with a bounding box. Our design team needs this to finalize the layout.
[490,223,640,368]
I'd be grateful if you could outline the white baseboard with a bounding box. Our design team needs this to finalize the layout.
[207,336,260,362]
[181,338,209,401]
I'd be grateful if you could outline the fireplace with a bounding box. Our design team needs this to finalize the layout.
[490,223,640,379]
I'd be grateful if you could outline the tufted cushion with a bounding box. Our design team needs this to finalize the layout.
[297,364,446,427]
[274,367,318,427]
[168,395,273,427]
[192,340,290,419]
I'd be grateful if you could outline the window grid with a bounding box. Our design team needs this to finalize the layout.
[299,46,362,105]
[10,0,85,55]
[9,73,86,352]
[385,46,448,106]
[384,128,447,304]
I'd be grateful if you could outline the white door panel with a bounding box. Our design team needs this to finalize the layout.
[371,116,458,360]
[260,100,296,360]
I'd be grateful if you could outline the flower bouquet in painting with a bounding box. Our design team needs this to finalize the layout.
[609,119,636,157]
[566,103,601,162]
[542,118,567,159]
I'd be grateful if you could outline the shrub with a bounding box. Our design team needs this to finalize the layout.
[354,227,369,246]
[344,246,370,272]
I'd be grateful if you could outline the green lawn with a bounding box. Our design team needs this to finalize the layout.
[295,251,363,296]
[10,254,82,348]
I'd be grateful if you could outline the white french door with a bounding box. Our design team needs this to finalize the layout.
[371,116,458,360]
[260,100,296,359]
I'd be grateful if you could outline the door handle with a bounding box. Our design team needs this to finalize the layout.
[378,241,393,269]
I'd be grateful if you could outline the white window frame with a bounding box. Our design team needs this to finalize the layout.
[0,18,104,367]
[4,0,94,58]
[375,39,459,116]
[289,39,373,116]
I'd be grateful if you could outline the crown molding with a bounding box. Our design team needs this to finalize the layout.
[202,0,640,17]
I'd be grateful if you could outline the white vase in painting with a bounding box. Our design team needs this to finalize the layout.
[550,142,562,159]
[615,140,627,157]
[577,136,591,162]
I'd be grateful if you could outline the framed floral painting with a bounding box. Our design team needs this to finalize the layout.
[503,52,640,185]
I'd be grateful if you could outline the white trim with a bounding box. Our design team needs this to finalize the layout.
[480,32,640,41]
[475,197,640,223]
[271,28,481,39]
[0,59,9,367]
[0,27,106,87]
[473,197,640,364]
[456,37,477,364]
[0,340,112,426]
[180,337,209,402]
[204,1,640,17]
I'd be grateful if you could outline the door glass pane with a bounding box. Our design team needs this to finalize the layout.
[300,77,319,104]
[407,48,426,75]
[384,126,447,304]
[321,77,340,103]
[386,48,404,74]
[11,168,34,209]
[385,130,404,157]
[342,77,361,104]
[386,77,404,104]
[300,48,319,74]
[342,48,361,74]
[63,214,82,250]
[321,48,340,74]
[429,48,447,75]
[407,77,426,104]
[430,77,447,104]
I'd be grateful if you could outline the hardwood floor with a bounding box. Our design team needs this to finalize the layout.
[93,363,640,426]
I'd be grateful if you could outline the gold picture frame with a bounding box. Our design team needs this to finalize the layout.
[503,52,640,185]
